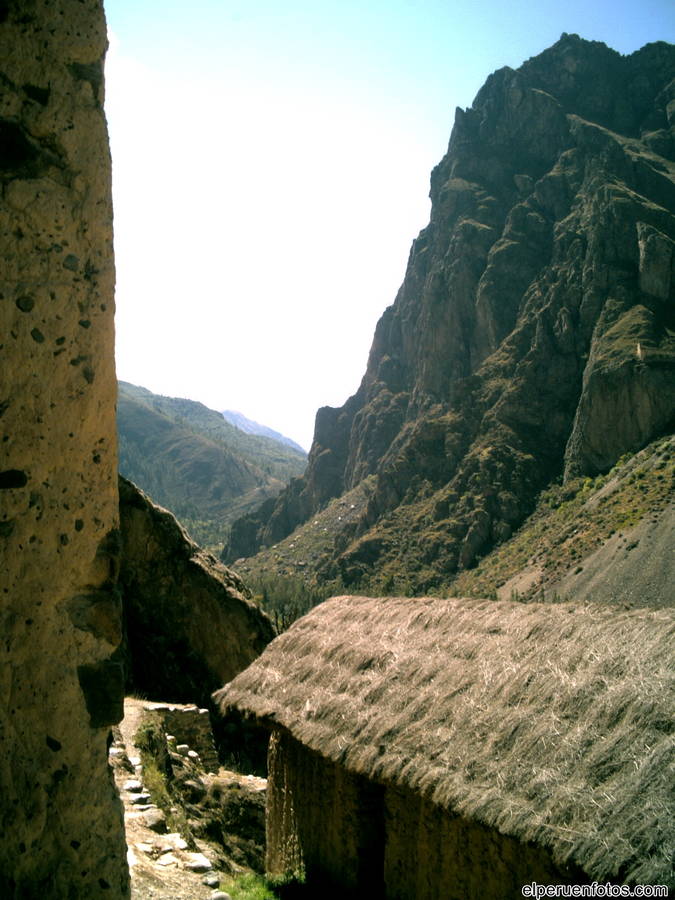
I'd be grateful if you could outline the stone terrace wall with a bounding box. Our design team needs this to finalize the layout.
[145,702,221,774]
[0,1,128,897]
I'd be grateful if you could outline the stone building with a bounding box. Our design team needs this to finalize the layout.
[215,595,675,898]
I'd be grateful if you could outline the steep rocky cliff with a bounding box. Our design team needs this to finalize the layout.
[0,1,128,896]
[119,476,274,707]
[226,35,675,592]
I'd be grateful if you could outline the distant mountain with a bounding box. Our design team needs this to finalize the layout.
[224,35,675,596]
[117,382,307,549]
[222,410,306,454]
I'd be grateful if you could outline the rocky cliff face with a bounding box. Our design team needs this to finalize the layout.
[119,476,274,708]
[226,35,675,591]
[0,1,128,896]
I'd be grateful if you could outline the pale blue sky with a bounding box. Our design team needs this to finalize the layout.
[105,0,674,449]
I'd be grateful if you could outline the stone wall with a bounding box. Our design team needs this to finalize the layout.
[144,702,221,774]
[265,729,588,898]
[266,728,385,895]
[0,1,128,897]
[383,785,586,900]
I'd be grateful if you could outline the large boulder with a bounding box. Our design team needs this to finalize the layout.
[118,476,274,707]
[0,1,128,896]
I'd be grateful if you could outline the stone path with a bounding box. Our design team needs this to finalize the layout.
[111,698,232,900]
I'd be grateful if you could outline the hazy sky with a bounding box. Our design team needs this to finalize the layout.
[105,0,674,449]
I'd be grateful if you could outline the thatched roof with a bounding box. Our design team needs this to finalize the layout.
[214,595,675,886]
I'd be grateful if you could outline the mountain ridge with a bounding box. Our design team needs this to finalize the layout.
[222,409,306,454]
[117,381,306,548]
[232,432,674,607]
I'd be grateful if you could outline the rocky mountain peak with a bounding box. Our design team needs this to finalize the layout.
[225,36,675,593]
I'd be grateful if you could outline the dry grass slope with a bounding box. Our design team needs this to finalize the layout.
[451,434,675,604]
[215,595,675,887]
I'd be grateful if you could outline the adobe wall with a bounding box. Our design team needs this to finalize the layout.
[266,730,588,898]
[119,475,274,709]
[383,784,587,899]
[266,728,385,895]
[0,1,128,896]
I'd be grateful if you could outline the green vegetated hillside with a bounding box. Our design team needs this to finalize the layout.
[451,434,675,605]
[226,35,675,604]
[117,382,307,550]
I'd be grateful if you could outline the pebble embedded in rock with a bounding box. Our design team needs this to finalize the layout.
[202,874,220,887]
[176,744,190,756]
[131,792,151,804]
[211,893,231,900]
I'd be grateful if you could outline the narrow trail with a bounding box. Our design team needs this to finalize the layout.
[111,698,231,900]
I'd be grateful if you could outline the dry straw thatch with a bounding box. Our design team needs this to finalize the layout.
[214,595,675,886]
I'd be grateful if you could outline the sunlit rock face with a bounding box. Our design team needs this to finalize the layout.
[225,35,675,592]
[0,1,128,896]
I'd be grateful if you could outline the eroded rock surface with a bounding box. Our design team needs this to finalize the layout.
[119,476,274,707]
[226,35,675,592]
[0,0,128,896]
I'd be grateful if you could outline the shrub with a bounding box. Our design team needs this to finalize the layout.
[221,871,307,899]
